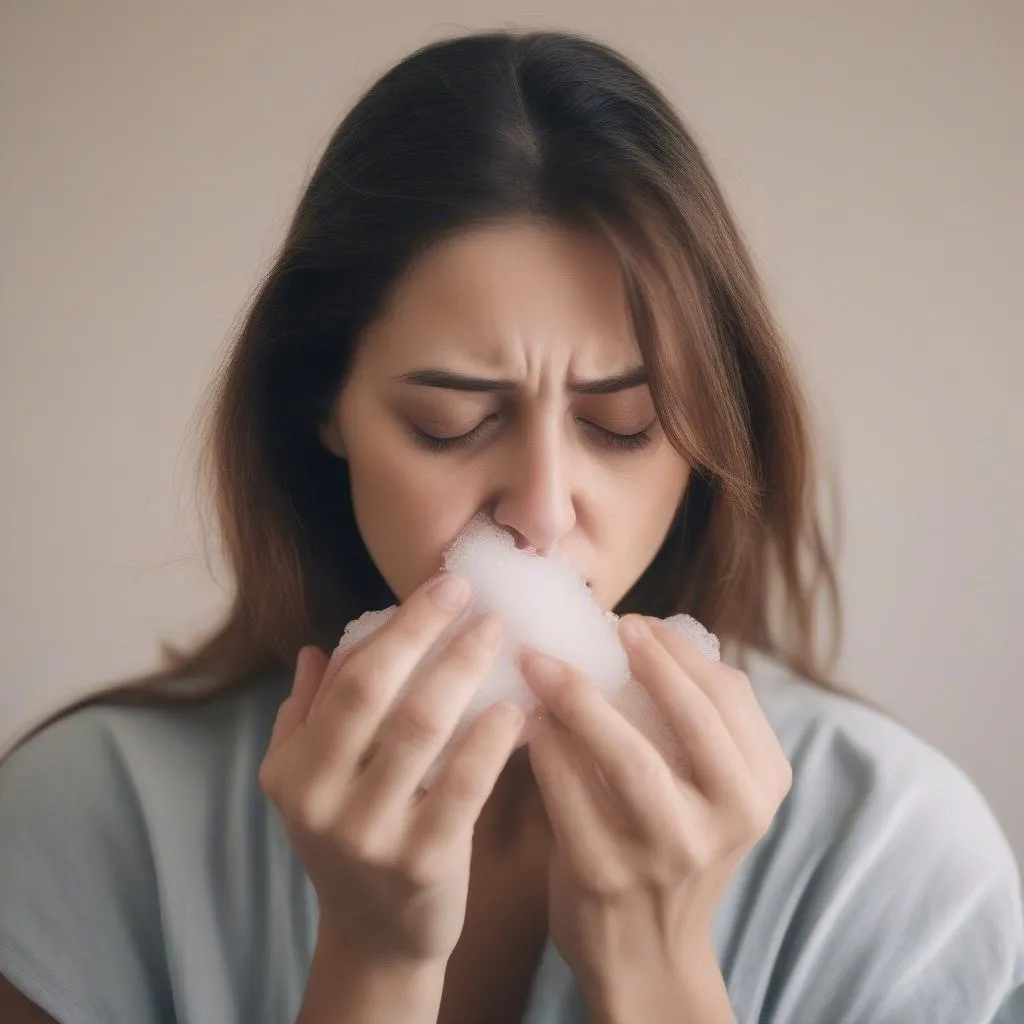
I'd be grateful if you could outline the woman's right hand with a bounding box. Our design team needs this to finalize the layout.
[258,572,521,970]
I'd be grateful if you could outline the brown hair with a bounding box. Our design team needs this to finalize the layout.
[100,29,846,707]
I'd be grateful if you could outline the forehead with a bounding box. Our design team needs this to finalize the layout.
[361,218,639,376]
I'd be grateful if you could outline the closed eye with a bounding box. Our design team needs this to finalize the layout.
[410,416,654,453]
[581,421,655,451]
[410,418,496,453]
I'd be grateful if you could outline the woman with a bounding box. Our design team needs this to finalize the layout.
[1,29,1021,1024]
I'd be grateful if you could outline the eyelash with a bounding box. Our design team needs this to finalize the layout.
[411,417,654,454]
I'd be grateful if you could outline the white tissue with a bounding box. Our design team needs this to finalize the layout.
[335,516,720,777]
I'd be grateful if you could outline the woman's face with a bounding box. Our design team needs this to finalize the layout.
[320,219,690,612]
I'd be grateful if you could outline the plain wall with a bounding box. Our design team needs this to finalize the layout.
[1,2,1021,864]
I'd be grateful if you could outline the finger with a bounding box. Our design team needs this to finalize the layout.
[519,649,679,825]
[619,616,751,802]
[349,613,504,816]
[303,572,473,785]
[529,721,621,879]
[313,570,461,716]
[411,701,524,850]
[309,622,384,718]
[260,645,329,803]
[268,646,328,752]
[644,616,783,780]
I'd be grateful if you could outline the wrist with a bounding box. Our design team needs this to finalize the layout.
[298,922,448,1024]
[583,938,734,1024]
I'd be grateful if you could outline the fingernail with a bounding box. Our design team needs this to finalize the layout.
[428,572,471,612]
[619,614,651,649]
[519,649,564,693]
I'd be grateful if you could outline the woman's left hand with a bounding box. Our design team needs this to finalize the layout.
[519,614,792,1024]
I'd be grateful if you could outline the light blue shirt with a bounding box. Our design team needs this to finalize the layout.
[2,654,1022,1023]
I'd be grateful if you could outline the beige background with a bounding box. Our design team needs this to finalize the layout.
[1,2,1021,866]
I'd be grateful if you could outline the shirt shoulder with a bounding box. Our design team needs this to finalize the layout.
[715,654,1024,1023]
[0,674,311,1024]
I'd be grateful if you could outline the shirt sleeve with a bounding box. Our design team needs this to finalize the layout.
[744,725,1024,1024]
[0,706,171,1024]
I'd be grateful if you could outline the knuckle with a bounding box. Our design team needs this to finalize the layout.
[460,616,499,654]
[605,743,665,799]
[290,781,341,836]
[442,639,483,677]
[708,664,749,701]
[396,847,442,890]
[720,664,750,687]
[681,699,718,740]
[548,669,587,716]
[336,662,386,716]
[441,759,486,805]
[629,751,670,794]
[576,861,629,899]
[446,629,496,675]
[737,792,775,840]
[257,756,279,802]
[396,843,435,885]
[683,830,717,871]
[659,836,693,880]
[337,821,384,865]
[390,703,445,748]
[388,611,439,654]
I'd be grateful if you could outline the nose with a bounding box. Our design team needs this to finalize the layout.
[491,420,576,555]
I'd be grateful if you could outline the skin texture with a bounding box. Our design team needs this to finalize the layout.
[311,219,791,1024]
[310,218,789,1023]
[318,218,692,611]
[1,219,788,1023]
[519,616,791,1023]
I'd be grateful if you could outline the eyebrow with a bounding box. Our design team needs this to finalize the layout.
[395,366,649,395]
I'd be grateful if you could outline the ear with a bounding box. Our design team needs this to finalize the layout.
[318,420,347,460]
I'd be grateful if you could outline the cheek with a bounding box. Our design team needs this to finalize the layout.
[636,456,690,552]
[596,456,689,599]
[342,403,690,607]
[346,440,479,601]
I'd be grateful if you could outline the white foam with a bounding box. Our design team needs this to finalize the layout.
[334,516,720,778]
